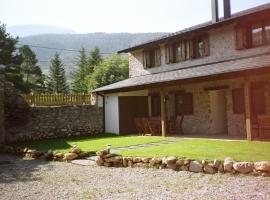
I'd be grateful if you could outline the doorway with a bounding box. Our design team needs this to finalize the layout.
[209,90,228,134]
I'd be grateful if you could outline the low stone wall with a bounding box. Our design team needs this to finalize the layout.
[2,77,103,143]
[95,149,270,177]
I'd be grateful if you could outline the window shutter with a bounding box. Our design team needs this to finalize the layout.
[188,40,194,59]
[180,41,186,61]
[183,93,193,115]
[143,50,147,68]
[232,89,245,114]
[235,25,248,50]
[165,45,170,64]
[203,35,210,56]
[155,47,161,66]
[169,45,174,63]
[251,87,265,114]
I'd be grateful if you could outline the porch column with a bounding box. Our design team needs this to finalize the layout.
[160,91,167,137]
[244,77,252,141]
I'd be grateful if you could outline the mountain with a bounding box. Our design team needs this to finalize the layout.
[19,32,168,78]
[7,25,76,37]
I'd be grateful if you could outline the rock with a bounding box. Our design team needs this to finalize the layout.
[213,159,221,168]
[70,147,81,154]
[262,172,270,177]
[96,149,109,157]
[133,163,148,168]
[250,170,262,177]
[23,147,29,153]
[63,153,78,161]
[218,164,224,173]
[132,157,142,163]
[44,150,53,160]
[180,165,189,171]
[233,162,254,174]
[104,162,112,167]
[224,157,234,172]
[96,158,104,166]
[127,160,133,167]
[113,162,123,168]
[183,159,190,165]
[204,163,216,174]
[176,159,185,166]
[165,156,177,165]
[141,157,151,163]
[123,158,128,167]
[189,161,203,173]
[77,152,89,159]
[54,152,64,158]
[153,157,162,164]
[106,156,122,163]
[167,164,177,170]
[254,161,270,172]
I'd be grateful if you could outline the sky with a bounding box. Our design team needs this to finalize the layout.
[1,0,270,33]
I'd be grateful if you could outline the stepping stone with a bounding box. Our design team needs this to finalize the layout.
[71,159,96,166]
[86,156,99,161]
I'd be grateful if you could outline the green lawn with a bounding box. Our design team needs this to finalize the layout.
[17,134,168,153]
[119,138,270,161]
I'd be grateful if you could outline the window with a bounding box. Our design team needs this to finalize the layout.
[143,46,161,68]
[232,85,265,114]
[175,92,193,115]
[165,35,209,64]
[151,94,161,116]
[235,20,270,49]
[232,88,245,114]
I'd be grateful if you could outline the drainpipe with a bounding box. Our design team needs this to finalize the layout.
[96,92,105,134]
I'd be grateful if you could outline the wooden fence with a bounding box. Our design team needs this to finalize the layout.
[22,93,94,106]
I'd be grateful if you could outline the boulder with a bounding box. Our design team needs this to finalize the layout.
[106,156,122,163]
[183,159,190,165]
[96,157,104,166]
[180,165,189,171]
[167,164,177,170]
[123,158,128,167]
[189,161,203,173]
[133,163,148,168]
[63,153,78,161]
[128,160,133,167]
[77,152,89,159]
[218,164,224,173]
[70,147,81,154]
[141,157,151,163]
[132,157,142,163]
[213,159,221,169]
[224,157,234,172]
[254,161,270,172]
[176,159,185,166]
[233,162,254,174]
[165,156,177,165]
[104,162,112,167]
[96,149,109,157]
[204,163,216,174]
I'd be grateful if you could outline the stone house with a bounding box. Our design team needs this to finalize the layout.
[95,1,270,140]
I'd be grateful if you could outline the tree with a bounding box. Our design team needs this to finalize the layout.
[19,45,45,92]
[46,53,69,93]
[72,48,88,93]
[87,47,102,73]
[87,54,128,91]
[0,22,26,91]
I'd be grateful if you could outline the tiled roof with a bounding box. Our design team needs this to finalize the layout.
[118,3,270,53]
[94,53,270,93]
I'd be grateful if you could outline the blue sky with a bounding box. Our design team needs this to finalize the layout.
[1,0,269,33]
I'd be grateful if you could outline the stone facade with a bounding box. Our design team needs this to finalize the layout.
[1,78,104,143]
[0,66,5,144]
[128,24,270,78]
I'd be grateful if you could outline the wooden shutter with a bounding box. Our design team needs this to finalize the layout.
[169,45,174,63]
[235,25,248,50]
[180,41,186,61]
[183,93,193,115]
[155,47,161,66]
[143,50,147,68]
[203,35,210,56]
[188,40,194,59]
[165,45,170,64]
[232,89,245,114]
[251,87,265,114]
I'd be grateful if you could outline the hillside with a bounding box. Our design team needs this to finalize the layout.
[19,32,168,77]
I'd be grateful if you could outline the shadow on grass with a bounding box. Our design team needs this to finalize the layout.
[0,153,52,184]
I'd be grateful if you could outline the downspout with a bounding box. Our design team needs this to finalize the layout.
[96,92,105,134]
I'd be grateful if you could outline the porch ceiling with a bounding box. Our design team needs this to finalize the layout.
[94,53,270,94]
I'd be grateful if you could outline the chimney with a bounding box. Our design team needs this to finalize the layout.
[211,0,219,23]
[223,0,231,19]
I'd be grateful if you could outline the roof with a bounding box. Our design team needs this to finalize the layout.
[94,53,270,93]
[118,3,270,53]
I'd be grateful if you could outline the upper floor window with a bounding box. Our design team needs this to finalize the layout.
[165,35,209,64]
[235,20,270,50]
[143,46,161,68]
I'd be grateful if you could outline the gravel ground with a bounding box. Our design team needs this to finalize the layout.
[0,154,270,200]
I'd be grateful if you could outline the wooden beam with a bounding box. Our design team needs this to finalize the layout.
[160,91,167,137]
[244,77,252,141]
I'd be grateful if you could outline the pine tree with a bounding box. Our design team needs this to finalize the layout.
[46,53,69,93]
[19,45,45,92]
[87,47,102,73]
[72,48,88,93]
[0,22,26,92]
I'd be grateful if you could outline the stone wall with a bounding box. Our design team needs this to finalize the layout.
[2,78,103,143]
[0,66,5,144]
[129,24,270,78]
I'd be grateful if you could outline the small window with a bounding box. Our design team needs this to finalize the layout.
[252,24,264,47]
[175,92,193,115]
[232,89,245,114]
[143,47,161,68]
[151,94,161,117]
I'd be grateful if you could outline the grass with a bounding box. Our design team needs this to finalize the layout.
[17,133,168,153]
[119,138,270,161]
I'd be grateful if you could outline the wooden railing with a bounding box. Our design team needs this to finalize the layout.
[22,93,94,106]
